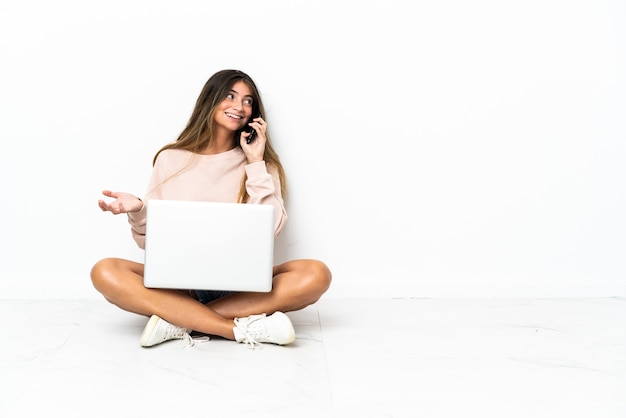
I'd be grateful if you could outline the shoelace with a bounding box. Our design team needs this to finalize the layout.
[234,314,266,350]
[181,332,194,348]
[182,334,211,349]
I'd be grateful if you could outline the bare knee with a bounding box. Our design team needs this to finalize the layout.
[307,259,332,296]
[90,258,114,294]
[287,259,332,304]
[90,257,135,298]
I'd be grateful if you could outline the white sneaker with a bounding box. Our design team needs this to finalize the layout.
[233,312,295,349]
[140,315,194,348]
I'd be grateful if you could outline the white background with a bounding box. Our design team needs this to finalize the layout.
[1,0,624,299]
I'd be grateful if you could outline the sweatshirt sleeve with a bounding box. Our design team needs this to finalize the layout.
[126,159,167,250]
[245,161,288,237]
[127,203,148,249]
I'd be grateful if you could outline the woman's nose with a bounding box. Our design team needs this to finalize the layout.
[232,99,244,110]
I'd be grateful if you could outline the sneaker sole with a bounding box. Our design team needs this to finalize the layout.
[271,312,296,345]
[139,315,161,347]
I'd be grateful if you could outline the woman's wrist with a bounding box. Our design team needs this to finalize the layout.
[134,197,144,212]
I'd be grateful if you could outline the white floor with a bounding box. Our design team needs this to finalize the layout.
[1,297,625,418]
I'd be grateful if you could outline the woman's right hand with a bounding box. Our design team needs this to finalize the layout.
[98,190,143,214]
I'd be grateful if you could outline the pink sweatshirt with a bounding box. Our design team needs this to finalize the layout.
[127,147,287,249]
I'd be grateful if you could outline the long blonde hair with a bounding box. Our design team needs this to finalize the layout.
[153,69,286,202]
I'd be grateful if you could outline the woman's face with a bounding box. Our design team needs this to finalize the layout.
[214,80,254,132]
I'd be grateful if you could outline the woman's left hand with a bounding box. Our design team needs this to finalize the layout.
[240,116,267,163]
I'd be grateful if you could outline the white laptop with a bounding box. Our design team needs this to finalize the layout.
[143,199,275,292]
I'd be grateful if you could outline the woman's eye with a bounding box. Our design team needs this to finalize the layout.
[244,98,253,106]
[226,93,234,100]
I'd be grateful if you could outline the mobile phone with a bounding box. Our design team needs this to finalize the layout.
[246,114,260,144]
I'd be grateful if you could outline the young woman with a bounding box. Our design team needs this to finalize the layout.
[91,69,332,349]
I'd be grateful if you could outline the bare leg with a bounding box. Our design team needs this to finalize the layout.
[90,258,237,339]
[208,259,332,318]
[90,257,332,340]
